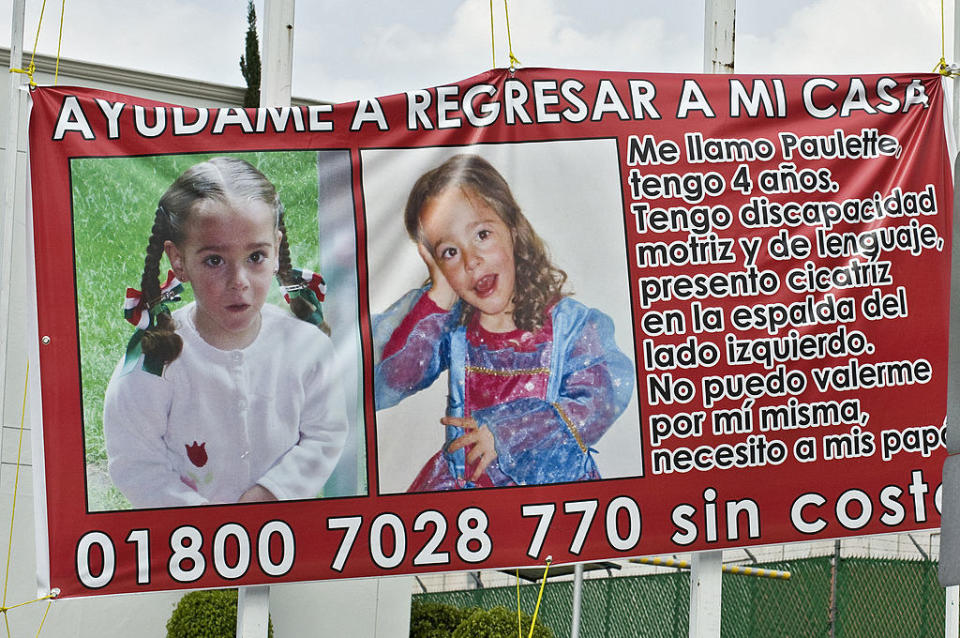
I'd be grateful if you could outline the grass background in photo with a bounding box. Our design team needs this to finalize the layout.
[71,151,322,511]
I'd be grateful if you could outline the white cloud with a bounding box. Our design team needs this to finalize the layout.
[293,0,703,102]
[2,0,249,85]
[2,0,954,103]
[737,0,947,73]
[498,0,700,73]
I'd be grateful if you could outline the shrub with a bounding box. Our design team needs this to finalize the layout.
[451,606,555,638]
[166,589,273,638]
[410,600,472,637]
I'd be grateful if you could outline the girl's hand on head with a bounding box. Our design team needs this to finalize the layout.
[418,242,458,310]
[443,416,497,481]
[238,484,278,503]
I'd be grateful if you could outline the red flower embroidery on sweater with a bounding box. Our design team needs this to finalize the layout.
[186,441,208,467]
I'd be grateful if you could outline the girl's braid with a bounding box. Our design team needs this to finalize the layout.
[138,207,182,364]
[276,211,295,285]
[277,212,328,332]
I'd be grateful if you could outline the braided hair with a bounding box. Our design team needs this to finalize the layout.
[403,154,567,332]
[138,156,318,365]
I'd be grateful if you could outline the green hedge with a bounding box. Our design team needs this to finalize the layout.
[411,600,555,638]
[166,589,273,638]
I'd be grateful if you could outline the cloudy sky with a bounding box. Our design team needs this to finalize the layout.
[0,0,952,103]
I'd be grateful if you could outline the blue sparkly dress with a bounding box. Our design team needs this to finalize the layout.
[374,288,635,491]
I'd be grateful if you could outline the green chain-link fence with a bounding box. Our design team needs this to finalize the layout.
[414,556,946,637]
[833,558,943,638]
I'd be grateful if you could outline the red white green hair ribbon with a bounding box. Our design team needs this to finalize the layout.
[280,268,326,327]
[121,270,183,376]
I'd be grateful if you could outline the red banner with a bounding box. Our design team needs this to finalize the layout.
[27,69,952,597]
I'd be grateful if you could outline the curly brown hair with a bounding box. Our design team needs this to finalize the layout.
[138,157,317,366]
[403,154,567,332]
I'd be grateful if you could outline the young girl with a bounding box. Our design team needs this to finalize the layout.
[103,157,347,508]
[374,154,635,491]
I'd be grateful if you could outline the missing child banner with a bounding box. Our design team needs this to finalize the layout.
[27,69,952,597]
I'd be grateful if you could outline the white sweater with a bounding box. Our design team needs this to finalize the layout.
[104,302,348,508]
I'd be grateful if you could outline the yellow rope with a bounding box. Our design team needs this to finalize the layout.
[515,568,521,638]
[0,364,57,636]
[54,0,66,84]
[2,593,57,613]
[489,0,496,69]
[488,0,521,70]
[2,365,28,612]
[502,0,521,69]
[936,0,958,76]
[8,61,36,85]
[35,601,53,638]
[9,0,68,86]
[526,557,551,638]
[10,0,47,86]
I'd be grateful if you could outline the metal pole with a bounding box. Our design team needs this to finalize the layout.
[468,571,483,589]
[688,551,723,638]
[260,0,295,108]
[631,557,791,580]
[688,4,735,636]
[237,586,271,636]
[947,13,960,638]
[237,2,295,636]
[1,0,26,452]
[570,563,584,638]
[828,539,840,638]
[703,0,735,74]
[954,0,960,143]
[947,586,959,638]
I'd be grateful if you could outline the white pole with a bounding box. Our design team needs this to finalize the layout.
[689,3,735,636]
[260,0,295,108]
[947,586,959,638]
[237,2,295,636]
[703,0,735,74]
[238,586,271,636]
[0,0,26,450]
[954,0,960,141]
[688,551,723,638]
[948,7,960,638]
[570,563,584,638]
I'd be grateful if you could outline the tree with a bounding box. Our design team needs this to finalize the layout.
[239,0,261,108]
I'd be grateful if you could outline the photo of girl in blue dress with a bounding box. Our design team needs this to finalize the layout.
[372,151,638,492]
